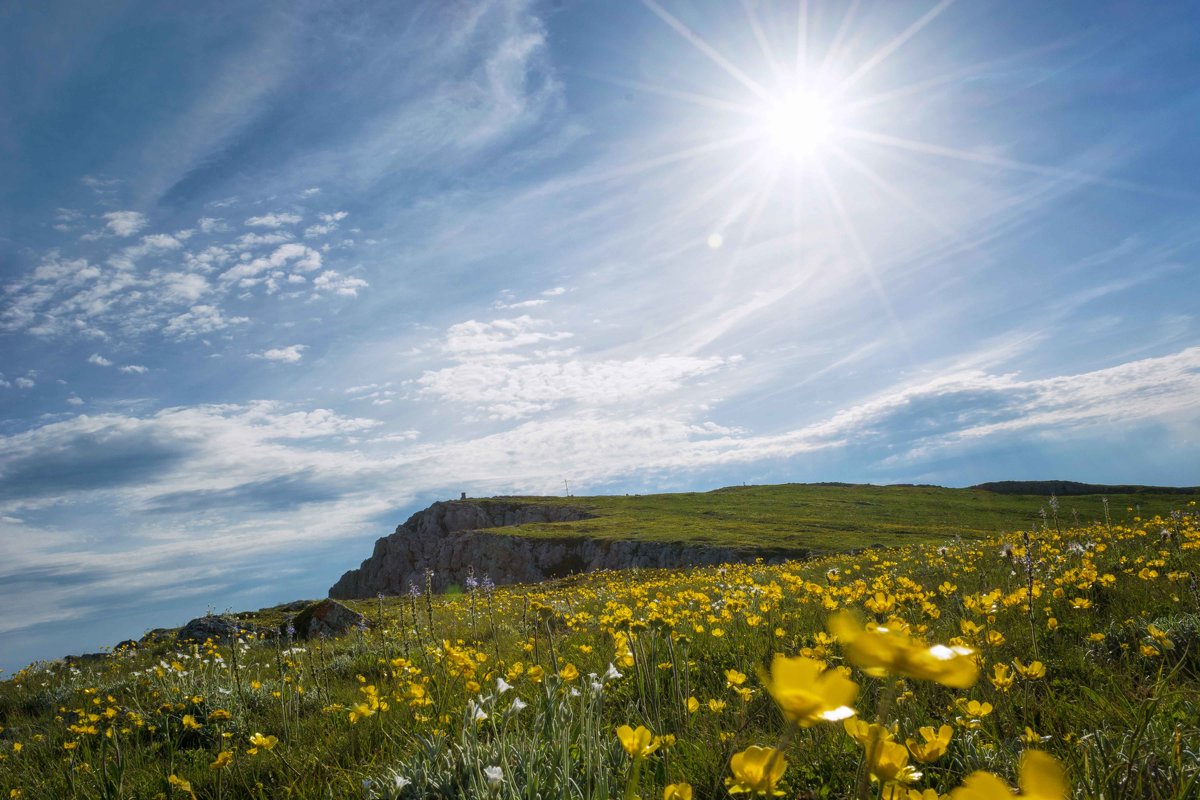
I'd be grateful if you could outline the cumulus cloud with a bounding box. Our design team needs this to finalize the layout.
[254,344,307,363]
[444,315,572,355]
[15,377,35,389]
[163,304,250,338]
[312,270,368,297]
[119,364,149,374]
[103,211,147,237]
[245,212,302,228]
[220,243,322,285]
[87,353,113,367]
[304,211,349,238]
[197,217,228,234]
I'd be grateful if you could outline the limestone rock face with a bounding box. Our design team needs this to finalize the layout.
[329,500,805,599]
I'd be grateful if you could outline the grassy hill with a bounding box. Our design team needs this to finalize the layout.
[1,488,1197,799]
[471,482,1190,553]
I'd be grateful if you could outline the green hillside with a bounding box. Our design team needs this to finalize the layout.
[473,482,1187,553]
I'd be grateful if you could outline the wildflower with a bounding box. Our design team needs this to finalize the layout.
[484,765,503,788]
[559,663,579,682]
[759,654,858,726]
[708,698,727,713]
[664,783,693,800]
[844,718,894,746]
[950,750,1067,799]
[604,663,623,681]
[208,709,232,722]
[168,775,196,798]
[247,732,277,754]
[510,697,528,713]
[616,724,660,760]
[687,696,700,713]
[181,714,202,730]
[726,745,787,796]
[1012,659,1046,680]
[906,725,953,763]
[210,750,233,769]
[828,612,978,688]
[989,663,1014,692]
[496,677,513,694]
[725,668,748,687]
[866,738,921,785]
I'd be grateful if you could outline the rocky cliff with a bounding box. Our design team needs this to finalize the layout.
[329,499,803,598]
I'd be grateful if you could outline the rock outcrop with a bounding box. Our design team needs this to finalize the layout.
[329,499,805,599]
[288,599,370,639]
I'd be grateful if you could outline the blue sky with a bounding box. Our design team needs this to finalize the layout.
[2,0,1199,672]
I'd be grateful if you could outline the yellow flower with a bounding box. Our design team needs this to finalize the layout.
[906,725,953,763]
[844,718,894,746]
[989,663,1014,692]
[247,732,277,754]
[181,714,202,730]
[759,654,858,727]
[663,783,693,800]
[208,709,232,722]
[866,738,921,785]
[687,696,700,713]
[559,663,579,681]
[616,724,660,760]
[1013,659,1046,680]
[210,750,233,770]
[725,669,748,687]
[828,612,978,688]
[708,699,727,713]
[167,774,196,798]
[950,750,1067,799]
[726,745,787,796]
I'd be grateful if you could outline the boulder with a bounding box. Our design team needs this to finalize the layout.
[289,599,370,639]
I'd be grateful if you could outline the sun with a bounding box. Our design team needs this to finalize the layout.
[760,88,836,160]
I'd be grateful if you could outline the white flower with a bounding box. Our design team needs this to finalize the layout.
[496,677,512,694]
[510,697,528,713]
[484,766,504,787]
[604,663,622,681]
[470,701,488,722]
[392,772,412,790]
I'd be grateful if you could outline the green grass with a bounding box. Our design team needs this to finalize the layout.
[2,486,1197,799]
[475,482,1190,553]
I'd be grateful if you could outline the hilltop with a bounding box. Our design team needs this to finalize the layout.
[329,481,1191,598]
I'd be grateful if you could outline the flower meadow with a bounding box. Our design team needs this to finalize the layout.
[2,503,1198,799]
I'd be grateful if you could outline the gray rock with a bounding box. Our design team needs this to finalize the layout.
[329,499,808,599]
[291,599,370,639]
[178,615,248,643]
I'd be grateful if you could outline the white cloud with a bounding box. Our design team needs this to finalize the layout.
[245,212,302,228]
[542,286,566,296]
[15,377,35,389]
[66,395,84,405]
[197,217,228,233]
[158,272,210,304]
[220,243,322,285]
[303,211,349,238]
[299,187,321,198]
[236,231,293,248]
[163,305,250,338]
[103,211,147,237]
[420,355,727,419]
[444,315,572,355]
[119,365,149,375]
[312,270,368,297]
[87,353,113,367]
[254,344,307,363]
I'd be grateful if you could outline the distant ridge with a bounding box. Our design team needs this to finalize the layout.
[971,480,1199,496]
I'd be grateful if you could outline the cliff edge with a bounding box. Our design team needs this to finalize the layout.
[328,499,802,598]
